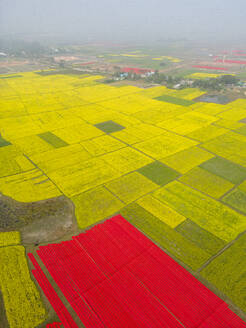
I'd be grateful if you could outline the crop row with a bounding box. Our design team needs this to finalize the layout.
[0,246,46,327]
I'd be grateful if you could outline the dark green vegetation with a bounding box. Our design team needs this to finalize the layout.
[235,125,246,136]
[36,69,88,76]
[176,219,226,255]
[121,203,211,271]
[0,136,11,147]
[145,72,182,87]
[155,94,194,106]
[219,75,240,85]
[0,75,23,79]
[144,70,240,91]
[38,132,68,148]
[192,75,240,91]
[201,233,246,313]
[168,68,198,78]
[200,156,246,184]
[138,161,180,185]
[95,120,125,133]
[223,189,246,214]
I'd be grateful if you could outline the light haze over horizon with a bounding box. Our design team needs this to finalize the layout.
[0,0,245,43]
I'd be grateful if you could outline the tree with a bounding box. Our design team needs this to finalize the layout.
[59,60,66,68]
[219,75,239,85]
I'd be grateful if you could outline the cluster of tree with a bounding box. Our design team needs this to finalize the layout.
[112,71,142,81]
[0,39,48,57]
[193,75,240,91]
[0,39,74,58]
[145,72,182,87]
[110,69,241,91]
[124,73,141,81]
[146,72,240,91]
[103,78,116,84]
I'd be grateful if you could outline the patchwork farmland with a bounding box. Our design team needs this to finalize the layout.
[0,71,246,327]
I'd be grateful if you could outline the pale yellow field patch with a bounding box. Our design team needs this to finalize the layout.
[160,146,214,173]
[72,186,124,229]
[134,131,198,159]
[48,157,121,197]
[0,169,61,202]
[101,147,153,174]
[0,246,46,328]
[112,123,164,144]
[137,194,186,228]
[81,135,126,156]
[179,167,234,198]
[187,125,228,142]
[0,231,21,247]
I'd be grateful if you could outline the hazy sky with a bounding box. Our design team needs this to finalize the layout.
[1,0,245,42]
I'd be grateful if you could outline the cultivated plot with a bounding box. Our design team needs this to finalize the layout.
[1,71,246,324]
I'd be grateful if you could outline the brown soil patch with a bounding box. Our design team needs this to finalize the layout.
[0,193,78,244]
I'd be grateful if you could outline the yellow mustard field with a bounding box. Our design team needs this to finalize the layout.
[0,71,246,233]
[0,246,46,327]
[187,72,232,79]
[1,70,246,318]
[0,231,21,247]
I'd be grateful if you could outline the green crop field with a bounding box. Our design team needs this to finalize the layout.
[200,156,246,184]
[176,219,226,255]
[179,166,234,198]
[138,161,180,185]
[153,181,246,242]
[1,70,246,325]
[0,136,11,147]
[121,203,211,271]
[201,233,246,313]
[38,131,68,148]
[223,189,246,214]
[155,94,195,106]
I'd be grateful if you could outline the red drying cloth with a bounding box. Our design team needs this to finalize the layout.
[29,215,246,328]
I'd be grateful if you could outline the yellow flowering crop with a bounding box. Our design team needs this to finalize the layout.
[152,56,181,62]
[202,132,246,167]
[81,135,126,156]
[0,231,20,247]
[112,123,164,144]
[217,108,246,121]
[101,147,153,174]
[0,169,61,202]
[187,72,225,79]
[139,86,169,98]
[161,146,214,174]
[187,125,228,142]
[0,145,34,178]
[137,194,186,228]
[134,131,198,159]
[48,157,121,197]
[0,246,46,328]
[179,167,234,198]
[72,186,124,228]
[153,181,246,242]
